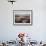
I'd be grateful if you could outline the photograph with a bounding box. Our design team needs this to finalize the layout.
[13,10,32,25]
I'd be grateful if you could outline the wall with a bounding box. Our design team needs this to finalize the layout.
[0,0,46,42]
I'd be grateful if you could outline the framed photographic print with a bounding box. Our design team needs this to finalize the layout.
[13,10,32,25]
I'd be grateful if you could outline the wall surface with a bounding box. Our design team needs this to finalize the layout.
[0,0,46,42]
